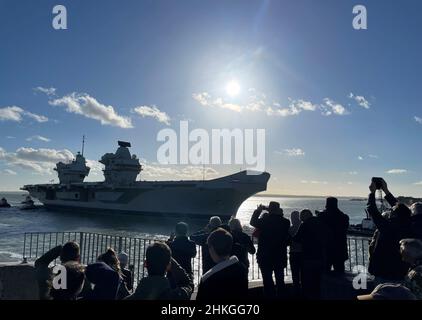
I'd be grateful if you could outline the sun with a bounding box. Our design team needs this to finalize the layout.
[225,80,241,97]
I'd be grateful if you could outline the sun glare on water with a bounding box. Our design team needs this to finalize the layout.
[225,80,241,97]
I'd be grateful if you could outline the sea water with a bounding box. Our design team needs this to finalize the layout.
[0,191,367,262]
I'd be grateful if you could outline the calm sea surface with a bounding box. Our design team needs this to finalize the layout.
[0,191,367,262]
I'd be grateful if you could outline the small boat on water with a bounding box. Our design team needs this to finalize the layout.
[20,196,38,210]
[0,197,11,208]
[348,210,376,237]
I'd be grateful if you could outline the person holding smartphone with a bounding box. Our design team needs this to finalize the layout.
[367,177,413,284]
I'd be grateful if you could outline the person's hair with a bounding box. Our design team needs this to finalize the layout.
[290,211,301,226]
[400,239,422,262]
[326,197,338,210]
[410,202,422,216]
[60,241,80,263]
[228,218,242,232]
[175,222,189,237]
[118,251,129,267]
[50,261,85,300]
[145,242,172,276]
[300,209,313,222]
[207,228,233,257]
[391,203,411,219]
[268,201,283,215]
[98,248,121,272]
[209,216,222,229]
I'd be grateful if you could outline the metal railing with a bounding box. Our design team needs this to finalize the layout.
[22,231,370,286]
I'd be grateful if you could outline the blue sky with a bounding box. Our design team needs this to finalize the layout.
[1,0,421,196]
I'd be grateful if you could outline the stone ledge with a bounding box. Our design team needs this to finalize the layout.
[0,262,39,300]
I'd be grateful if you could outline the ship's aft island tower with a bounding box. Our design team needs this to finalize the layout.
[54,152,90,184]
[99,141,142,185]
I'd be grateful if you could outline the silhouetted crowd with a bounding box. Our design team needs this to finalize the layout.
[34,178,422,300]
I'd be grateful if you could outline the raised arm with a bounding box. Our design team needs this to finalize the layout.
[250,206,264,228]
[34,245,62,269]
[367,187,390,232]
[167,258,194,299]
[381,178,398,207]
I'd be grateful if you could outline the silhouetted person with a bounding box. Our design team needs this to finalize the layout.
[196,228,248,300]
[293,209,328,300]
[250,201,290,299]
[85,261,121,300]
[410,203,422,241]
[190,216,222,273]
[127,242,193,300]
[289,211,303,290]
[34,241,81,300]
[400,238,422,299]
[318,197,349,274]
[167,222,197,276]
[367,178,413,283]
[229,218,256,276]
[97,248,130,299]
[118,251,134,292]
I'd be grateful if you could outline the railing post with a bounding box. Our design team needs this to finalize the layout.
[22,233,27,262]
[118,237,122,253]
[79,232,84,262]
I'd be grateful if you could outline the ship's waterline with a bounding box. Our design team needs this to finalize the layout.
[22,140,270,218]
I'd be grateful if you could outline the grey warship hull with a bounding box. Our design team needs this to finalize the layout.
[22,171,270,219]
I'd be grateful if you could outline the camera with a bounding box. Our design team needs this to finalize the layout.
[372,177,383,190]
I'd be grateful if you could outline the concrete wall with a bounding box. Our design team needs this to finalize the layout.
[0,262,39,300]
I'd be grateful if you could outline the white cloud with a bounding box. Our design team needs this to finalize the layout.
[349,171,358,175]
[368,154,379,159]
[300,180,328,185]
[387,169,408,174]
[358,156,363,160]
[33,87,56,97]
[2,169,17,175]
[14,147,74,163]
[0,106,23,121]
[267,99,318,117]
[349,93,371,109]
[26,135,51,142]
[0,106,48,123]
[6,136,15,139]
[321,98,349,116]
[25,111,48,123]
[192,92,244,112]
[415,116,422,124]
[85,160,104,176]
[194,91,327,118]
[0,146,74,174]
[414,181,422,185]
[132,105,170,125]
[49,93,133,128]
[193,90,358,118]
[276,148,305,157]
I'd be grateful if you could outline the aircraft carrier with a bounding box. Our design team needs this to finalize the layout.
[22,141,270,218]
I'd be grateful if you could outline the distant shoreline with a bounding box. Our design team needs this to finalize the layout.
[255,193,366,199]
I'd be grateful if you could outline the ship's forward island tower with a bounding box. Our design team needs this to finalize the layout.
[23,141,270,218]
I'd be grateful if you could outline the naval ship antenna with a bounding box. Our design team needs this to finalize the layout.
[81,135,85,156]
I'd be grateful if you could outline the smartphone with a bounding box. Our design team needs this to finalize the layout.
[372,177,383,190]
